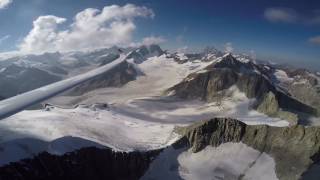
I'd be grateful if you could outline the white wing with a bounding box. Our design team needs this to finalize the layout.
[0,54,127,120]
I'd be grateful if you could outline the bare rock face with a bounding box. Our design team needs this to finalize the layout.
[0,147,161,180]
[176,118,320,180]
[256,91,279,115]
[256,91,298,124]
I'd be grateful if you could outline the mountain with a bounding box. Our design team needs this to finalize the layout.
[127,44,164,64]
[167,53,318,124]
[0,45,320,180]
[271,67,320,114]
[0,45,162,100]
[0,64,62,99]
[1,118,320,180]
[65,60,138,96]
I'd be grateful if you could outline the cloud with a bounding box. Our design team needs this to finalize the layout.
[0,0,12,9]
[0,35,10,45]
[224,42,234,53]
[308,36,320,45]
[264,8,298,23]
[264,7,320,25]
[19,4,154,53]
[141,36,166,45]
[308,10,320,25]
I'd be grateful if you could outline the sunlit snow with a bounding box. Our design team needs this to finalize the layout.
[142,142,278,180]
[0,54,288,165]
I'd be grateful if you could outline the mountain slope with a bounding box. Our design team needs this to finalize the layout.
[1,118,320,180]
[167,54,318,124]
[0,64,62,99]
[64,60,138,96]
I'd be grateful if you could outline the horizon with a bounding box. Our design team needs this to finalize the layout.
[0,0,319,70]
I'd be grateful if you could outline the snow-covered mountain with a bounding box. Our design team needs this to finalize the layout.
[0,45,163,101]
[0,45,319,180]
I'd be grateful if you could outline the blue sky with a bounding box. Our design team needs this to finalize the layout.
[0,0,319,69]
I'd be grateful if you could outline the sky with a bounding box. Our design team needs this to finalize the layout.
[0,0,319,70]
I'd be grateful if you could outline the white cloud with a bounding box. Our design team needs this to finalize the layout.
[0,35,10,45]
[19,15,67,53]
[19,4,154,53]
[309,36,320,45]
[224,42,234,53]
[264,8,298,23]
[0,0,12,9]
[142,36,166,45]
[264,7,320,25]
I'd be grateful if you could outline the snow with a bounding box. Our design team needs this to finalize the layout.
[292,78,309,85]
[142,142,278,180]
[202,53,218,61]
[0,85,288,165]
[177,53,188,61]
[48,54,213,105]
[0,54,289,165]
[0,105,181,165]
[196,69,208,74]
[264,65,271,70]
[238,57,250,63]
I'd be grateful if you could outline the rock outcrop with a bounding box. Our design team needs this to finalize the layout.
[176,118,320,180]
[0,147,161,180]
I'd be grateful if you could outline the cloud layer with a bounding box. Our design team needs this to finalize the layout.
[0,0,12,9]
[264,7,320,25]
[309,36,320,45]
[19,4,155,53]
[264,8,298,23]
[264,7,320,46]
[141,36,166,45]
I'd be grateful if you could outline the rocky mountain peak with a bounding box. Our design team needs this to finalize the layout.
[127,44,164,64]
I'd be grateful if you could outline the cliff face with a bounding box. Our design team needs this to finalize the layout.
[176,118,320,180]
[0,147,161,180]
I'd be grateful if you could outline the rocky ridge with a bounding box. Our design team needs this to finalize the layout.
[175,118,320,180]
[1,118,320,180]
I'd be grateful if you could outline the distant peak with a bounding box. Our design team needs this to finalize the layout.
[223,52,233,58]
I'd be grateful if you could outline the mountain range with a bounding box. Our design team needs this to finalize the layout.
[0,44,319,179]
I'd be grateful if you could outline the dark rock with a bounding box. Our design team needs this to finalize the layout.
[0,147,162,180]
